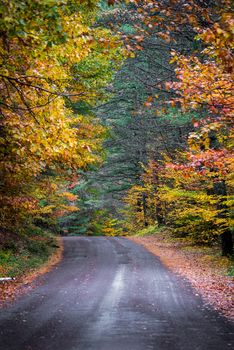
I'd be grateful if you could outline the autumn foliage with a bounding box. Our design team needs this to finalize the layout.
[0,1,233,257]
[123,0,233,255]
[0,0,123,245]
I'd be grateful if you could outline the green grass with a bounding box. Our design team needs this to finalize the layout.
[0,231,59,278]
[133,225,160,237]
[227,257,234,276]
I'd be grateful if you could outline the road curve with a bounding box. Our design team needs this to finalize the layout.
[0,237,233,350]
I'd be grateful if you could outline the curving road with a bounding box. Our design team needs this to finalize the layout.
[0,237,233,350]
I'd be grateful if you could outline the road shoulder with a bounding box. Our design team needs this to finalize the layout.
[128,233,234,322]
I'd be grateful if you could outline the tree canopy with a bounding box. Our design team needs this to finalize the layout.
[0,0,124,243]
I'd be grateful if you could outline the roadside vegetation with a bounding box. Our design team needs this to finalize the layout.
[0,230,59,278]
[0,230,63,305]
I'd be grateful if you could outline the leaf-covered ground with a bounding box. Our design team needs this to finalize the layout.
[0,237,63,307]
[129,232,234,321]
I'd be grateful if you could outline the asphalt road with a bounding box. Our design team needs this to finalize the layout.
[0,237,233,350]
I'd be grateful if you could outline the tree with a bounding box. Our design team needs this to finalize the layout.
[0,0,124,244]
[120,0,233,255]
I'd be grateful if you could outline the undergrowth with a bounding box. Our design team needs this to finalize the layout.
[0,229,58,278]
[131,225,161,237]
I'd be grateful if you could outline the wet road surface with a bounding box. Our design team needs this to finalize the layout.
[0,236,233,350]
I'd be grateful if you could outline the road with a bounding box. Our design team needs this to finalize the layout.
[0,237,233,350]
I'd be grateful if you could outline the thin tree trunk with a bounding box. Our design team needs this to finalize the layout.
[155,203,165,226]
[207,131,233,256]
[142,192,148,227]
[213,180,233,256]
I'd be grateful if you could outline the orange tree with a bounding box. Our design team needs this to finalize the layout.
[163,8,233,255]
[160,125,233,250]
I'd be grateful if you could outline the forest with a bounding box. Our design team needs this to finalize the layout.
[0,0,233,280]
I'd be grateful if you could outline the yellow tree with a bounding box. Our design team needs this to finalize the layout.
[0,0,124,238]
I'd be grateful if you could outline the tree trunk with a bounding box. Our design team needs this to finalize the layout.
[155,204,165,226]
[207,131,233,256]
[142,192,148,227]
[213,180,233,256]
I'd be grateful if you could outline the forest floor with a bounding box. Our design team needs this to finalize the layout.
[0,236,63,307]
[128,229,234,322]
